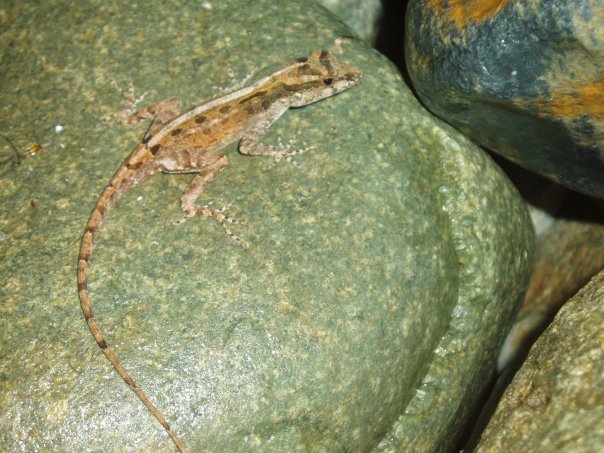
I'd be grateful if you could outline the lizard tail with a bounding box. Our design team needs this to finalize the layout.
[77,153,188,452]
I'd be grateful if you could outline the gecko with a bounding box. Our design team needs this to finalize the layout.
[77,49,361,452]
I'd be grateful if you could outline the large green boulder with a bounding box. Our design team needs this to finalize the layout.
[0,1,533,451]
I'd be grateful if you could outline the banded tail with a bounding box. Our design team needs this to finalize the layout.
[77,144,187,452]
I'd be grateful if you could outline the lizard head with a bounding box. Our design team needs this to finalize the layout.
[280,49,362,107]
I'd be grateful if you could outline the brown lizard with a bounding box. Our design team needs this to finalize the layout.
[77,49,361,451]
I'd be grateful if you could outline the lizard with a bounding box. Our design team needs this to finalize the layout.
[77,48,361,452]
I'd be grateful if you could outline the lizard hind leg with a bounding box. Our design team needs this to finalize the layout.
[166,154,245,246]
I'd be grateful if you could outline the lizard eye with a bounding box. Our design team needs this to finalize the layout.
[323,78,334,86]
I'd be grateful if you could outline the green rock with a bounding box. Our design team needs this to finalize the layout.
[0,1,533,451]
[318,0,383,43]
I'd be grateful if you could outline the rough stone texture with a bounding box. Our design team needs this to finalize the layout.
[319,0,383,43]
[371,123,534,453]
[477,270,604,452]
[499,216,604,369]
[0,1,533,451]
[406,0,604,198]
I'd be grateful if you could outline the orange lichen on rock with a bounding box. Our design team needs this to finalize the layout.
[427,0,511,29]
[525,81,604,145]
[542,82,604,119]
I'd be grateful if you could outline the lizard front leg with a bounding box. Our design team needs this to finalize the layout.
[120,97,183,141]
[239,114,315,167]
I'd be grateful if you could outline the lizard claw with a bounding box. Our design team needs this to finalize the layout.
[268,133,316,169]
[171,204,246,246]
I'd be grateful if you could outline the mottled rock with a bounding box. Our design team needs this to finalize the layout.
[477,270,604,452]
[0,1,533,451]
[406,0,604,198]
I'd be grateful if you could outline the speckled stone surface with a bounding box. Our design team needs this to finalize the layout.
[371,118,534,453]
[319,0,383,43]
[406,0,604,198]
[0,1,533,451]
[477,270,604,452]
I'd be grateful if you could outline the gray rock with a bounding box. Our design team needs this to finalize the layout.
[0,1,533,451]
[406,0,604,198]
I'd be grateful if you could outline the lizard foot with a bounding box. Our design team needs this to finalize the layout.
[101,79,150,124]
[172,203,246,247]
[212,67,257,95]
[268,133,316,169]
